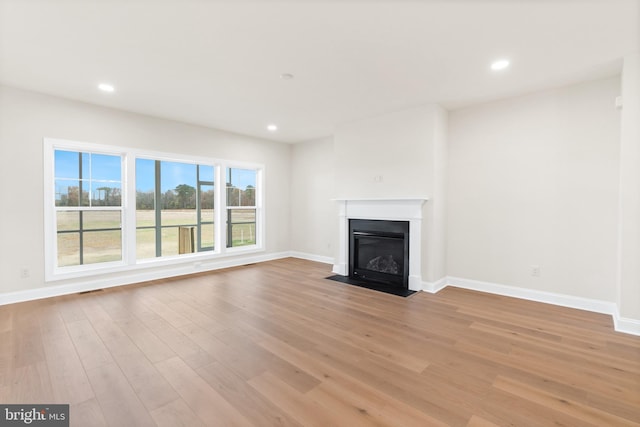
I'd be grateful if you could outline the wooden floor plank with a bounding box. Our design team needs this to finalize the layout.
[196,361,303,427]
[65,319,114,371]
[41,326,94,405]
[155,356,253,427]
[85,362,156,427]
[101,334,179,411]
[248,371,340,427]
[70,398,107,427]
[149,398,206,427]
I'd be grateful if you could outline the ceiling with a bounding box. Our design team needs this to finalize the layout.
[0,0,637,143]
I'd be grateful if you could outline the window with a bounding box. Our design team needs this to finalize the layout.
[45,138,263,280]
[226,168,257,247]
[53,150,123,267]
[135,159,215,258]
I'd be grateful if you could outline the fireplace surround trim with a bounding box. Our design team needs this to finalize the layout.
[332,198,428,291]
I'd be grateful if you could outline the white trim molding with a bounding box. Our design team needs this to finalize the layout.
[613,310,640,336]
[445,276,617,316]
[289,251,334,265]
[422,276,447,294]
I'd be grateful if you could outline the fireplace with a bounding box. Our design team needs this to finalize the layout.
[349,219,409,289]
[332,198,427,293]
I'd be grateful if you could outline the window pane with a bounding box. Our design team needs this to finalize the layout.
[136,158,156,224]
[91,154,121,181]
[55,180,85,206]
[162,188,196,210]
[162,209,197,227]
[136,159,155,191]
[229,223,256,247]
[90,182,122,207]
[161,161,197,235]
[83,230,122,264]
[200,223,214,250]
[228,209,256,247]
[136,228,156,260]
[200,209,214,224]
[79,182,90,206]
[200,184,214,217]
[136,209,155,228]
[226,168,256,207]
[81,152,90,180]
[229,209,256,224]
[56,211,79,231]
[57,232,80,267]
[199,165,214,182]
[83,211,121,230]
[161,227,179,257]
[54,150,80,179]
[161,161,196,200]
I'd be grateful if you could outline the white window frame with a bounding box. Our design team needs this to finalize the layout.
[44,138,265,281]
[224,165,264,253]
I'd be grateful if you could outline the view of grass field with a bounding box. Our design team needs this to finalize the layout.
[57,209,256,267]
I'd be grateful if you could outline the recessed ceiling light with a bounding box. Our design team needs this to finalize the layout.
[267,124,278,132]
[280,73,294,80]
[490,59,510,71]
[98,83,115,92]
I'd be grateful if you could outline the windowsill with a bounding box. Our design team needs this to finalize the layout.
[46,245,264,282]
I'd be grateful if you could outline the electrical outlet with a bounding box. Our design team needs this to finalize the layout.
[373,175,383,183]
[531,265,540,277]
[20,268,30,279]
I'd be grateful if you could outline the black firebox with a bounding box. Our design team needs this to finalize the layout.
[349,219,410,290]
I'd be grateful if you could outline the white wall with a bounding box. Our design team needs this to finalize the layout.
[422,105,448,283]
[333,106,435,199]
[617,52,640,324]
[447,77,621,302]
[290,137,336,260]
[0,85,291,295]
[333,105,447,284]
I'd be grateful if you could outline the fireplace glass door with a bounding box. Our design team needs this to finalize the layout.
[349,219,409,289]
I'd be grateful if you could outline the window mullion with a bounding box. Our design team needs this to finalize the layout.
[154,160,162,258]
[78,152,84,265]
[216,163,226,253]
[125,153,137,265]
[196,166,202,252]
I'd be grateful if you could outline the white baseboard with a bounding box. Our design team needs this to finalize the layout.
[289,251,334,265]
[446,276,618,316]
[332,263,348,276]
[422,276,448,293]
[0,251,291,306]
[613,309,640,336]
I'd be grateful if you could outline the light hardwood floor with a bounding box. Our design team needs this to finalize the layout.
[1,258,639,426]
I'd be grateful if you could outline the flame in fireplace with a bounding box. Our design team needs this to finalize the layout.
[366,255,399,274]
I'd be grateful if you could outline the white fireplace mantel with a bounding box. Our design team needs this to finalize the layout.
[332,197,428,291]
